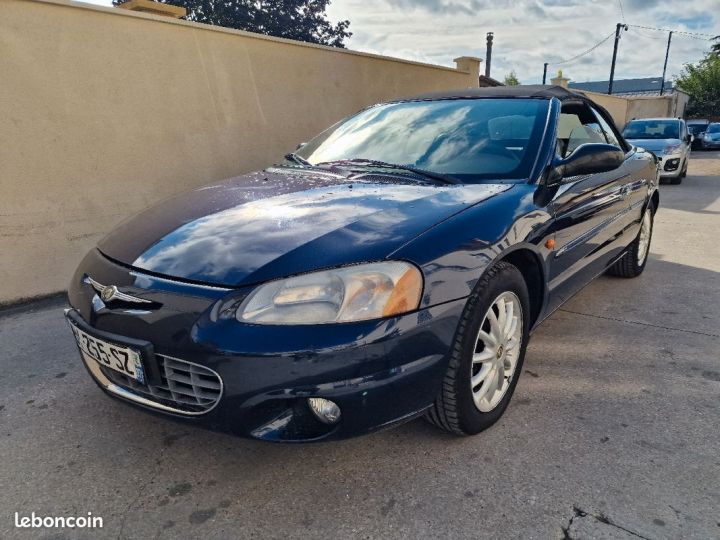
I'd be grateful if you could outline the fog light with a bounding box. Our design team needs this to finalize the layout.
[308,398,341,424]
[664,159,680,171]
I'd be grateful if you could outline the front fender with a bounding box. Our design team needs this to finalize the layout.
[391,184,554,309]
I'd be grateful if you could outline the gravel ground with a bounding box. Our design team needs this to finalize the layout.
[1,152,718,540]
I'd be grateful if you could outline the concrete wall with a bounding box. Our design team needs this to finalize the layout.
[578,91,630,128]
[625,92,690,121]
[579,90,691,129]
[0,0,480,305]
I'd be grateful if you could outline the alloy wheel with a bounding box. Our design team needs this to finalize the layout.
[470,291,523,412]
[637,209,652,265]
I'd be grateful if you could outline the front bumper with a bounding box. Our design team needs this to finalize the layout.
[67,249,465,442]
[701,139,720,149]
[657,153,683,178]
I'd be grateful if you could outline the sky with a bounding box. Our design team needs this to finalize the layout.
[82,0,718,84]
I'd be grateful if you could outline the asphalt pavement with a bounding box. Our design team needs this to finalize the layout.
[1,152,719,540]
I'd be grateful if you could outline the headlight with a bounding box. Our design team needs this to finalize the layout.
[664,144,681,154]
[236,261,423,325]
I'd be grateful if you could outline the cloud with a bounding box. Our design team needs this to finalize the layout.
[623,0,659,10]
[83,0,719,84]
[384,0,488,15]
[328,0,719,84]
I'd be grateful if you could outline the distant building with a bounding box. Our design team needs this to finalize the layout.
[478,75,504,87]
[568,77,675,97]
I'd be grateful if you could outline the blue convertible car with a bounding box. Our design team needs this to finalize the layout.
[66,86,658,442]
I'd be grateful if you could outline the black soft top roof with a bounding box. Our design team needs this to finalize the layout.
[407,85,587,102]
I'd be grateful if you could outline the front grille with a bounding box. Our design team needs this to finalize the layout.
[99,354,222,415]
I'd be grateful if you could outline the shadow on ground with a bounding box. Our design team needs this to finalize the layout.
[1,254,718,539]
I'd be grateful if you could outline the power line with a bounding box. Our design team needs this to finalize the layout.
[617,0,626,23]
[625,24,716,40]
[628,27,668,41]
[553,31,616,66]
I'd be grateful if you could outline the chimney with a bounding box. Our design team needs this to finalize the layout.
[550,69,571,89]
[485,32,494,78]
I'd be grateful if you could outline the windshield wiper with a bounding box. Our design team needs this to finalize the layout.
[315,158,461,185]
[284,153,313,167]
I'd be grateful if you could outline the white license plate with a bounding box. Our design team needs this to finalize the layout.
[69,323,145,383]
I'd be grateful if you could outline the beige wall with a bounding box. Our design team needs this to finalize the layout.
[578,91,629,128]
[579,90,691,130]
[625,96,672,123]
[0,0,479,305]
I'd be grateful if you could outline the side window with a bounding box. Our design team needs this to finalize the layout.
[590,106,621,148]
[557,107,607,157]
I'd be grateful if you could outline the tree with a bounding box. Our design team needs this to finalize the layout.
[113,0,351,47]
[675,51,720,118]
[503,70,520,86]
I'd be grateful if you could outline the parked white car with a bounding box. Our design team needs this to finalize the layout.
[622,118,692,184]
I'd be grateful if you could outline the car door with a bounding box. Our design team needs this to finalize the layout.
[545,102,633,312]
[589,105,650,225]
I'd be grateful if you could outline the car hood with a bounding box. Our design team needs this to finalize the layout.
[625,138,681,153]
[98,168,511,287]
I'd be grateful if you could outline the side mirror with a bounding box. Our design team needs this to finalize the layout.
[550,143,624,182]
[688,134,694,143]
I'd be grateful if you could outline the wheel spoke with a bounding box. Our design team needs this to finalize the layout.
[474,367,498,405]
[496,298,507,338]
[506,314,518,342]
[473,349,495,363]
[486,308,502,342]
[503,300,514,337]
[477,329,496,348]
[471,363,493,387]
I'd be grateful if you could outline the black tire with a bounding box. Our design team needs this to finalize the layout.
[680,159,688,178]
[425,261,530,435]
[607,201,655,278]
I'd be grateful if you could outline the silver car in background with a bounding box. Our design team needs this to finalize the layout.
[622,118,691,184]
[700,123,720,150]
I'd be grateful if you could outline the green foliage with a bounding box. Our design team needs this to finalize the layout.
[675,50,720,118]
[503,70,520,86]
[113,0,351,48]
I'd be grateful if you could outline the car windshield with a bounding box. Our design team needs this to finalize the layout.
[707,124,720,134]
[687,124,707,134]
[622,120,680,140]
[295,98,549,182]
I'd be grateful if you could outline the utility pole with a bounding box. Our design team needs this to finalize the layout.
[608,23,627,94]
[660,31,673,95]
[542,63,548,85]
